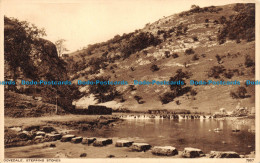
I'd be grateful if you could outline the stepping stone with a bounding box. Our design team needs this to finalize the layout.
[115,140,133,147]
[46,133,62,141]
[209,151,240,158]
[9,127,22,132]
[82,137,96,144]
[182,147,204,158]
[42,126,56,133]
[60,135,75,142]
[130,143,151,152]
[152,146,178,156]
[36,131,46,136]
[93,138,113,146]
[232,129,240,132]
[71,137,83,143]
[34,135,44,140]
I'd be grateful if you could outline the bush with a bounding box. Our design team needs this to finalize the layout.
[150,64,160,72]
[192,54,199,61]
[165,51,171,58]
[215,54,222,63]
[230,86,247,99]
[245,55,254,67]
[192,36,198,41]
[185,48,195,55]
[208,65,225,78]
[159,92,175,104]
[172,53,179,58]
[223,69,234,79]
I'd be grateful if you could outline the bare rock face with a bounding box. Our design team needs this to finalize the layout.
[182,147,205,158]
[82,137,96,145]
[209,151,240,158]
[93,138,113,146]
[152,146,178,156]
[130,143,151,152]
[115,140,134,147]
[71,137,83,143]
[60,135,75,142]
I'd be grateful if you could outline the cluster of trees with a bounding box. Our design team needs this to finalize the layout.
[4,16,46,80]
[121,32,161,58]
[179,5,223,17]
[159,69,193,104]
[217,3,255,44]
[88,76,121,103]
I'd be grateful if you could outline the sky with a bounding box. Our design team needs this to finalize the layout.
[2,0,242,53]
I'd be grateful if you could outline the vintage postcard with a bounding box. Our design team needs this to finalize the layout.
[0,0,259,162]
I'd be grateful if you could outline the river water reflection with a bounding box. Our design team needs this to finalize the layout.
[77,118,255,154]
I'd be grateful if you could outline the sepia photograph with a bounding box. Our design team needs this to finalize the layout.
[0,0,259,162]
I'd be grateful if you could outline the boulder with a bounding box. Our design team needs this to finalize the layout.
[152,146,178,156]
[9,127,22,132]
[82,137,96,144]
[24,125,40,131]
[115,140,134,147]
[93,138,113,146]
[130,143,151,152]
[182,147,204,158]
[42,126,56,133]
[209,151,240,158]
[36,131,46,136]
[60,135,75,142]
[34,135,44,140]
[46,133,62,141]
[71,137,83,143]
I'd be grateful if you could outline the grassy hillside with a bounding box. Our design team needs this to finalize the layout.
[65,3,255,113]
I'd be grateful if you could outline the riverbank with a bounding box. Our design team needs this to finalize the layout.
[4,114,255,158]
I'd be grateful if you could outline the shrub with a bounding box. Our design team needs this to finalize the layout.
[230,86,247,99]
[150,64,160,72]
[192,54,199,61]
[223,69,234,79]
[185,48,195,55]
[208,65,225,78]
[172,53,179,58]
[159,92,175,104]
[215,54,222,63]
[192,36,198,41]
[165,51,171,58]
[245,55,254,67]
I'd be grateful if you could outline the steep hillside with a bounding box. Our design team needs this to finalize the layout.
[66,3,255,113]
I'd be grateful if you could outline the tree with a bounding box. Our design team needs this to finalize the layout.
[55,39,69,57]
[4,16,46,80]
